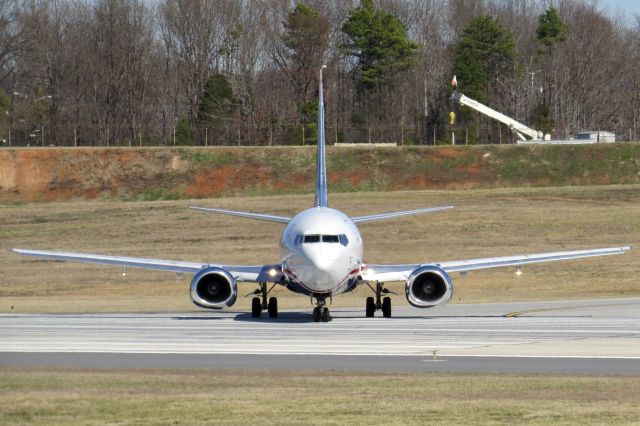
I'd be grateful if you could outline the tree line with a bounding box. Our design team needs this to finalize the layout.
[0,0,638,147]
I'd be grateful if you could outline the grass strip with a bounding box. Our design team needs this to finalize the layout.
[1,368,639,425]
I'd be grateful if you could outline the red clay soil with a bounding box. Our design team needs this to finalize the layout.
[1,145,637,202]
[0,148,179,201]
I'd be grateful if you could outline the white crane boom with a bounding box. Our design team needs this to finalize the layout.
[450,91,549,141]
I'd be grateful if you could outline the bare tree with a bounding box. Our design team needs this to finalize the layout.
[1,0,638,147]
[0,0,23,82]
[159,0,241,144]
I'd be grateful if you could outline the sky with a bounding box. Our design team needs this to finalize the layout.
[602,0,640,23]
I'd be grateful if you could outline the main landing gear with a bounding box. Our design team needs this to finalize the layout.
[365,282,393,318]
[249,282,278,319]
[312,296,331,322]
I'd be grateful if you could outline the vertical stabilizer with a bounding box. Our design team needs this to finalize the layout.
[315,66,328,208]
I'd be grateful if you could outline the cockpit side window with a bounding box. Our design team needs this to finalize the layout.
[339,234,349,247]
[303,234,320,243]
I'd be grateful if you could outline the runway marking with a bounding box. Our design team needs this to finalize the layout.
[504,310,530,317]
[2,349,640,360]
[439,354,640,359]
[2,300,639,359]
[503,300,640,317]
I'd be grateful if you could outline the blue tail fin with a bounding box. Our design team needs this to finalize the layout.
[315,66,328,208]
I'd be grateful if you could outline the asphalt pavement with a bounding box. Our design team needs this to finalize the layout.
[1,297,639,373]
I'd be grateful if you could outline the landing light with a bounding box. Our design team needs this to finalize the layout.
[122,268,127,277]
[268,268,278,277]
[515,267,523,276]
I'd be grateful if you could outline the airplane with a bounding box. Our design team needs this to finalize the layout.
[12,67,630,322]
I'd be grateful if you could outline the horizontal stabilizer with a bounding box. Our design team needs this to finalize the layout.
[352,206,453,224]
[189,206,291,224]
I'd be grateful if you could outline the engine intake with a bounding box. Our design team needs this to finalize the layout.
[405,265,453,308]
[190,267,237,309]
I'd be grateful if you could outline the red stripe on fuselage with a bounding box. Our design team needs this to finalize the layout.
[283,266,362,295]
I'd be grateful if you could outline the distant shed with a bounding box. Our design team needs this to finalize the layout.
[574,131,616,143]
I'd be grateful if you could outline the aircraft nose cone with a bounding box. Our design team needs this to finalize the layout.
[309,255,334,273]
[300,247,345,291]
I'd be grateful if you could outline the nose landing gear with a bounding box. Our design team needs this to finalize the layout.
[312,296,331,322]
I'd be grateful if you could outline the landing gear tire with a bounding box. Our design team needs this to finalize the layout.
[322,307,331,322]
[382,296,392,318]
[268,297,278,319]
[312,307,321,322]
[251,297,261,318]
[366,296,375,318]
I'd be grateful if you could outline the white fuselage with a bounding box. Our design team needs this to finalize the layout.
[280,207,363,295]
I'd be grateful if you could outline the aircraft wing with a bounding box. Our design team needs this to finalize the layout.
[11,248,283,283]
[361,246,631,282]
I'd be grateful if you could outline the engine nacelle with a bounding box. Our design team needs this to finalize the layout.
[190,267,237,310]
[405,265,453,308]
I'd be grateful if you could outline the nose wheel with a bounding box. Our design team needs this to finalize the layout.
[312,306,331,322]
[365,282,393,318]
[312,296,331,322]
[250,282,278,319]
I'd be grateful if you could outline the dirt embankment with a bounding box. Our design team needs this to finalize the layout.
[1,144,639,202]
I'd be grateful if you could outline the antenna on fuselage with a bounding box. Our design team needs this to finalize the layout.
[315,65,328,208]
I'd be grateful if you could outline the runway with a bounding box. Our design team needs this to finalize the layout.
[1,297,639,373]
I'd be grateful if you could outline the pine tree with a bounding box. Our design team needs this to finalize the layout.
[535,7,568,134]
[174,117,194,146]
[537,7,568,48]
[342,0,419,91]
[198,74,235,144]
[452,16,516,103]
[280,3,330,145]
[451,16,516,144]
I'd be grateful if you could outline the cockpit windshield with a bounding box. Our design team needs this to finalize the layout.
[300,234,349,247]
[303,235,320,243]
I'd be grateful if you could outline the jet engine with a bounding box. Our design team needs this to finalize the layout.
[190,267,237,309]
[405,265,453,308]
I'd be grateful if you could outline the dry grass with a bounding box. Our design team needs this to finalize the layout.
[1,368,639,425]
[1,184,639,313]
